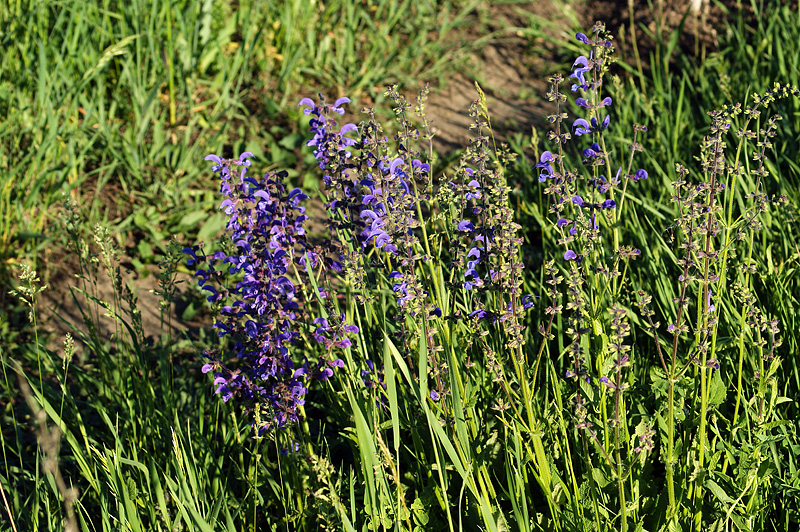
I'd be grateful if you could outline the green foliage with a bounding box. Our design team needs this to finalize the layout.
[0,0,480,276]
[2,1,800,532]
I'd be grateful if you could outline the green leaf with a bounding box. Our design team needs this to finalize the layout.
[177,210,208,231]
[708,369,727,407]
[705,479,735,506]
[197,212,227,243]
[82,34,140,81]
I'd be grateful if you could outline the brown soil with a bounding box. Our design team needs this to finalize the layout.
[424,0,734,152]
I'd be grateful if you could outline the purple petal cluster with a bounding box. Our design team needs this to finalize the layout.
[536,151,557,182]
[298,96,358,170]
[186,152,352,433]
[297,95,362,222]
[358,157,426,256]
[538,25,649,259]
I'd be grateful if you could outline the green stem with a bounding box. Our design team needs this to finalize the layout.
[724,229,755,475]
[165,0,176,126]
[667,370,677,515]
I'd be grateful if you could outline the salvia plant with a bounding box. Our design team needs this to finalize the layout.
[174,20,799,532]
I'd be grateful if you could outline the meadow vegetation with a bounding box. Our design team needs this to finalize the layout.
[2,1,800,531]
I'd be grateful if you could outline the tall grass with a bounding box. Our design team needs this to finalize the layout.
[0,0,482,280]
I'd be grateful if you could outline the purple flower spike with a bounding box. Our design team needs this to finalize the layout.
[185,150,355,434]
[576,32,590,44]
[572,196,584,207]
[564,250,577,261]
[602,199,616,209]
[556,218,571,227]
[600,96,613,107]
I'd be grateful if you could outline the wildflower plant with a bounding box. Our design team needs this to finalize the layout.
[530,22,798,532]
[183,152,355,435]
[182,20,799,532]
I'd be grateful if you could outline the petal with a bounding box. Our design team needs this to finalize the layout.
[298,97,316,114]
[572,55,589,68]
[334,97,351,107]
[340,123,358,135]
[360,209,379,221]
[457,220,474,232]
[389,158,404,175]
[572,118,591,132]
